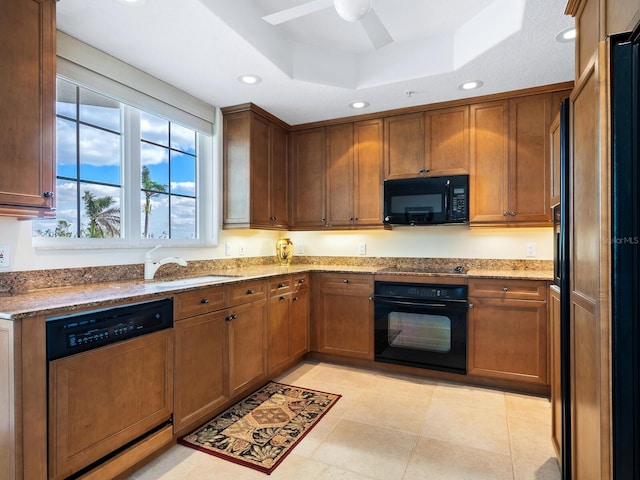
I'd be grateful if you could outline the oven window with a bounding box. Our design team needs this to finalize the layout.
[388,312,451,353]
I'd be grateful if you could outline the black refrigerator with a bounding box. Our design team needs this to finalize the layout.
[610,29,640,480]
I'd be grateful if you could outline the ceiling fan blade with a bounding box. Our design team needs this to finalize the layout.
[262,0,334,25]
[360,8,393,49]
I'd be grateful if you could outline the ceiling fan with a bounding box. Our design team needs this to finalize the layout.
[262,0,393,49]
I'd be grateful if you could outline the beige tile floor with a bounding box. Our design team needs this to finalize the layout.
[127,361,561,480]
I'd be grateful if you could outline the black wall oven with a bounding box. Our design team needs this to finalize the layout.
[374,281,468,374]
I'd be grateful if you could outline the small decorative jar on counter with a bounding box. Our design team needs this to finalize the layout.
[276,238,294,266]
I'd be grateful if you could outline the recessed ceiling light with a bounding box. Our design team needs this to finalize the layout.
[555,27,576,42]
[458,80,483,91]
[349,101,370,109]
[116,0,147,6]
[238,74,262,85]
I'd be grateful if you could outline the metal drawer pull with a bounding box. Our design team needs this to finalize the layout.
[343,279,349,284]
[279,296,286,301]
[468,303,474,309]
[43,191,55,199]
[503,286,508,293]
[225,313,238,321]
[201,298,209,304]
[278,283,286,288]
[247,289,254,294]
[298,279,305,284]
[293,297,299,301]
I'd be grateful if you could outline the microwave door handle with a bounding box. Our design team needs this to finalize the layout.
[444,180,450,220]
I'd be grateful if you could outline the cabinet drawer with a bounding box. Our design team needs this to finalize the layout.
[468,279,547,301]
[174,286,227,320]
[269,276,292,296]
[292,274,309,292]
[228,279,268,305]
[317,273,373,291]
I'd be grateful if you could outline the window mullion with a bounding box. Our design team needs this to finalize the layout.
[123,105,141,246]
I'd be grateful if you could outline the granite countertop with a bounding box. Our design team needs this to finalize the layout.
[0,262,552,321]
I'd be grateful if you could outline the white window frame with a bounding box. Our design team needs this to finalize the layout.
[33,33,219,250]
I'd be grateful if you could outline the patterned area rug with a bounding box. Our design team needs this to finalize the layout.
[178,382,341,475]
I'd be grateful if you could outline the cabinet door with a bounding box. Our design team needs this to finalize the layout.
[383,113,425,179]
[508,94,553,224]
[549,112,561,208]
[268,292,291,374]
[227,300,268,398]
[223,111,251,227]
[468,296,548,385]
[469,101,509,223]
[353,119,383,226]
[425,106,469,176]
[313,274,373,359]
[249,113,271,227]
[290,128,326,228]
[0,0,55,215]
[174,311,228,434]
[326,123,354,226]
[290,287,310,360]
[549,286,562,462]
[270,123,289,228]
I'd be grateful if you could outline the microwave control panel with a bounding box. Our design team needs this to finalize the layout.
[450,186,467,220]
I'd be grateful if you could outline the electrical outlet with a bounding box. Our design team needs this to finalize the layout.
[0,244,9,268]
[526,242,536,257]
[225,243,232,256]
[295,243,304,254]
[358,243,367,255]
[238,243,245,256]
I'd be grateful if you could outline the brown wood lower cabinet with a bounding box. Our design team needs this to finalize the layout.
[311,273,374,360]
[467,279,548,387]
[173,280,268,436]
[267,274,309,375]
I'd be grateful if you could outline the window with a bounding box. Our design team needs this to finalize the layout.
[33,77,213,246]
[32,36,217,248]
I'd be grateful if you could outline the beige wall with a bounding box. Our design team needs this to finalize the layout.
[0,216,551,272]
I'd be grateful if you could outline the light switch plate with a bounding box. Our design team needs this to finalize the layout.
[358,243,367,255]
[295,243,304,254]
[238,243,245,255]
[225,243,232,256]
[0,244,9,268]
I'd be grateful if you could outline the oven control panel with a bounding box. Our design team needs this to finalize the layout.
[46,298,173,361]
[374,282,467,301]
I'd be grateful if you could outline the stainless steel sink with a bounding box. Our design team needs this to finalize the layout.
[153,275,235,288]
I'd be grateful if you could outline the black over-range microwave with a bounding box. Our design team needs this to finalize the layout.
[383,174,469,226]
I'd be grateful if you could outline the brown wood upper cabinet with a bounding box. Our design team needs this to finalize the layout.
[325,120,383,227]
[0,0,56,218]
[290,127,326,228]
[549,111,562,208]
[469,94,553,226]
[384,106,469,179]
[291,120,382,229]
[222,105,289,229]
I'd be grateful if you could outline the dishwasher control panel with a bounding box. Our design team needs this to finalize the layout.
[46,298,173,361]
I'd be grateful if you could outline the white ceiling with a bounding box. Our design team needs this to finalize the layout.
[56,0,575,125]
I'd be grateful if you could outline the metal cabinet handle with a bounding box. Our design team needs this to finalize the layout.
[509,211,516,216]
[502,211,509,216]
[293,297,299,302]
[297,279,305,284]
[368,296,373,301]
[42,191,55,199]
[277,283,286,288]
[502,286,508,293]
[343,279,349,284]
[279,296,286,301]
[201,298,210,304]
[225,313,238,321]
[468,303,474,309]
[247,289,254,294]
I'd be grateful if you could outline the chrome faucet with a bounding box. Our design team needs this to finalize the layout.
[144,245,188,280]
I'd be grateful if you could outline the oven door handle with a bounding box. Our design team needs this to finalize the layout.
[374,298,450,308]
